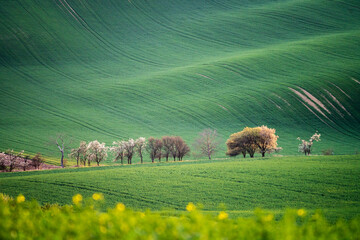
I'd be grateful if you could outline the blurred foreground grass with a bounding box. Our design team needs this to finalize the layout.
[1,193,359,240]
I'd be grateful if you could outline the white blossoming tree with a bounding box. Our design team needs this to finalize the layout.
[49,134,72,168]
[297,132,321,155]
[124,139,136,164]
[193,129,220,160]
[135,137,147,164]
[69,141,88,167]
[87,140,108,166]
[110,140,126,164]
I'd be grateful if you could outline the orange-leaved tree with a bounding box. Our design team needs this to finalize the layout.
[226,126,279,158]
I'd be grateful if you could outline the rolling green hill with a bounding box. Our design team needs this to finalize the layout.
[1,0,360,160]
[0,155,359,220]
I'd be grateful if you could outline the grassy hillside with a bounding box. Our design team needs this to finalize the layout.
[0,0,360,160]
[1,155,359,220]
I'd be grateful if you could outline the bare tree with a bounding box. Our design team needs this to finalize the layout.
[32,153,44,170]
[135,137,146,164]
[147,137,156,163]
[147,137,162,163]
[174,137,190,161]
[162,136,175,162]
[194,129,220,160]
[124,139,136,164]
[49,134,72,168]
[170,137,178,161]
[178,143,190,161]
[155,139,163,162]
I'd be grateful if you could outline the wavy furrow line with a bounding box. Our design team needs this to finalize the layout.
[70,0,167,67]
[54,0,163,66]
[0,88,123,140]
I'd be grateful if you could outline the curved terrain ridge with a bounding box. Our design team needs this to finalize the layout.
[0,0,360,158]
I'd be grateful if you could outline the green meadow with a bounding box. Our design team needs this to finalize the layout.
[1,0,360,159]
[1,1,360,238]
[1,155,359,221]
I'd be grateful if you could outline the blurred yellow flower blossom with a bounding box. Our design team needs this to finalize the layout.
[100,226,107,234]
[186,202,196,212]
[116,203,126,212]
[72,194,83,205]
[263,214,274,222]
[92,193,104,201]
[16,194,25,203]
[218,211,228,220]
[297,209,306,217]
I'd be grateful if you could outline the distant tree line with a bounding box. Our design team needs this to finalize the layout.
[0,150,44,172]
[1,127,323,172]
[69,136,192,166]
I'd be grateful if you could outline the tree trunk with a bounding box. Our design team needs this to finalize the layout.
[61,152,64,168]
[242,152,246,158]
[140,155,143,164]
[261,152,265,157]
[97,161,100,166]
[208,154,211,160]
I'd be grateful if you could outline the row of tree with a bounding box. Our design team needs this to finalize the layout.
[0,150,44,172]
[69,136,192,166]
[1,128,320,171]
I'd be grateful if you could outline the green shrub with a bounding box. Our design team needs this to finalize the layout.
[322,149,334,155]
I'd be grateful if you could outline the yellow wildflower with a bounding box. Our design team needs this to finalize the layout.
[116,203,126,212]
[297,209,306,217]
[218,211,228,220]
[100,226,107,234]
[186,202,196,212]
[72,194,83,205]
[92,193,104,201]
[16,194,25,203]
[263,214,274,222]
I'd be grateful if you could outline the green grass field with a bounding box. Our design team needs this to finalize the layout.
[1,155,359,221]
[1,0,360,160]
